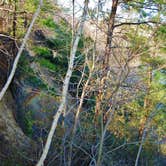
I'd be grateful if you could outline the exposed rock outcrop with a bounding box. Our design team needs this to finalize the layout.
[0,35,18,88]
[12,54,74,139]
[0,90,37,165]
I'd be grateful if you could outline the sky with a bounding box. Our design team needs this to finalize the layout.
[57,0,138,22]
[57,0,114,15]
[56,0,164,22]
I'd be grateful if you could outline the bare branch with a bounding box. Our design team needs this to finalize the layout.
[114,21,160,28]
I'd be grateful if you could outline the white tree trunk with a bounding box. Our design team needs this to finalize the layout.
[36,1,89,166]
[135,109,157,166]
[0,0,43,101]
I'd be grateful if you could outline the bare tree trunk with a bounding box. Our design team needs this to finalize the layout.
[95,0,119,119]
[138,66,152,137]
[0,0,43,101]
[95,1,119,165]
[96,61,130,166]
[135,109,158,166]
[12,0,17,38]
[36,1,89,166]
[104,0,119,67]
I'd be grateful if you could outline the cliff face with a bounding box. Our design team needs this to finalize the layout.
[0,90,29,145]
[0,37,32,164]
[11,52,74,140]
[0,35,18,88]
[0,2,78,163]
[0,90,38,165]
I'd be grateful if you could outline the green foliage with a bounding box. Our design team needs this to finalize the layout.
[36,17,71,77]
[141,55,165,68]
[37,16,88,88]
[155,25,166,53]
[18,53,47,89]
[38,58,56,71]
[127,30,149,55]
[22,0,39,13]
[156,25,166,40]
[42,17,57,29]
[33,46,52,58]
[41,0,58,12]
[24,111,34,137]
[26,74,47,89]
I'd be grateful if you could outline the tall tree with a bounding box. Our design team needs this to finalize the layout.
[36,1,89,165]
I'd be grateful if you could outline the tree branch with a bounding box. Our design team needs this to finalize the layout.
[114,21,160,28]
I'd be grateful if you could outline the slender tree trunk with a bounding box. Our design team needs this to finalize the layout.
[138,66,152,138]
[0,0,43,101]
[135,109,156,166]
[36,1,89,166]
[104,0,119,67]
[13,0,17,38]
[95,1,119,165]
[95,0,119,119]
